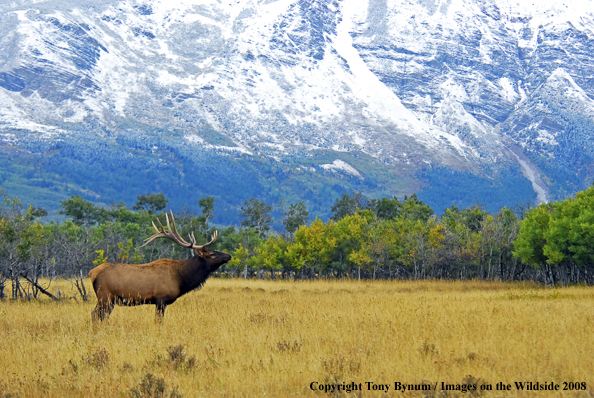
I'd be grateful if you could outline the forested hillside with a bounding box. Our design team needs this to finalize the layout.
[2,183,594,300]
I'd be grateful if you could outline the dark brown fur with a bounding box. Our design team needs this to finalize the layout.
[89,250,230,322]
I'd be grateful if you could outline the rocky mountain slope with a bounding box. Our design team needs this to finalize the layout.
[1,0,593,221]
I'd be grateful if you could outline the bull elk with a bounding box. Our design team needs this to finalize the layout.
[89,211,231,322]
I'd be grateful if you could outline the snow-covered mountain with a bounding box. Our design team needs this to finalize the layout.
[1,0,594,219]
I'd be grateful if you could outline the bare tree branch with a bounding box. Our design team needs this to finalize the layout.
[21,274,60,301]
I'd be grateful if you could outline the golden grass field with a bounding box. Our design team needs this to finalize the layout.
[1,278,593,398]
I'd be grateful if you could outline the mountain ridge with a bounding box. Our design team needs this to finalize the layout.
[1,0,593,220]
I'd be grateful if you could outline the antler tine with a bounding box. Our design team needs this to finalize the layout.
[141,232,162,247]
[151,220,161,234]
[192,230,218,251]
[166,212,184,242]
[142,217,170,247]
[142,219,164,247]
[167,211,193,247]
[165,212,171,232]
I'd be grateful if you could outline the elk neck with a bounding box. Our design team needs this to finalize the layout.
[175,255,214,295]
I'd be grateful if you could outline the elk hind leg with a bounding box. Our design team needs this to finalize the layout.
[92,299,114,323]
[155,302,167,323]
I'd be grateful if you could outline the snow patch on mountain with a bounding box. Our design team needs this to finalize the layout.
[498,78,519,103]
[548,68,594,109]
[184,133,253,155]
[320,159,362,179]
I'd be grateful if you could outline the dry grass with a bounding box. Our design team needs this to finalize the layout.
[1,278,593,397]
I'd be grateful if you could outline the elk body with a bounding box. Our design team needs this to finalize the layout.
[89,211,231,322]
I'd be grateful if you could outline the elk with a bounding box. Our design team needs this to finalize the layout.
[89,211,231,322]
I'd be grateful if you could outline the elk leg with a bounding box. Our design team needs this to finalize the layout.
[92,300,114,322]
[155,302,167,323]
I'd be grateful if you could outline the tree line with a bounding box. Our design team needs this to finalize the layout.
[2,183,594,300]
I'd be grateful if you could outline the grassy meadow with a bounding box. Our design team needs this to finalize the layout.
[0,278,593,397]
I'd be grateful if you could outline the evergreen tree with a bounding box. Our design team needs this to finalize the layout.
[59,195,100,226]
[239,198,273,238]
[132,192,169,214]
[369,196,402,220]
[283,200,309,236]
[331,191,368,220]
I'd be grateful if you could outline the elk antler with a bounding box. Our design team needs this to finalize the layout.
[141,210,218,251]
